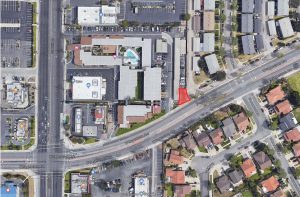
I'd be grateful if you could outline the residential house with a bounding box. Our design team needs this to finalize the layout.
[261,176,280,193]
[165,169,185,184]
[265,86,285,105]
[253,151,272,171]
[283,128,300,142]
[293,142,300,157]
[216,175,231,194]
[192,131,212,148]
[270,189,286,197]
[279,113,297,131]
[241,159,257,178]
[242,35,256,55]
[165,150,183,165]
[209,128,224,145]
[228,170,244,187]
[275,100,292,115]
[233,112,250,132]
[179,134,197,150]
[222,118,237,138]
[173,185,191,197]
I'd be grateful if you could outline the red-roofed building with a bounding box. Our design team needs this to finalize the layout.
[209,128,224,145]
[165,169,185,184]
[284,128,300,142]
[261,176,280,193]
[266,86,286,105]
[293,142,300,157]
[233,112,250,132]
[165,150,183,165]
[275,100,292,115]
[241,159,257,178]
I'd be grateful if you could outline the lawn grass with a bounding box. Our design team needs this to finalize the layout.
[30,117,35,138]
[1,146,9,150]
[288,71,300,94]
[116,111,166,136]
[293,108,300,122]
[198,146,208,153]
[32,26,37,67]
[249,173,260,182]
[23,139,35,150]
[242,190,253,197]
[64,172,71,193]
[165,183,173,197]
[262,167,273,176]
[83,138,97,144]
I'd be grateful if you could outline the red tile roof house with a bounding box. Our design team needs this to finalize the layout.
[261,176,280,193]
[209,128,224,145]
[284,128,300,142]
[293,142,300,157]
[192,131,212,149]
[165,169,185,184]
[173,184,191,197]
[164,150,183,165]
[252,151,272,171]
[233,112,250,132]
[265,85,286,105]
[275,100,293,115]
[241,159,257,178]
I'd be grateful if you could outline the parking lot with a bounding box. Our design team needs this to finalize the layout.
[1,1,33,68]
[66,68,117,101]
[120,0,186,24]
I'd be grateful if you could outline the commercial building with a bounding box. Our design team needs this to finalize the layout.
[267,1,275,17]
[1,182,18,197]
[77,6,117,26]
[204,54,220,75]
[16,118,28,140]
[193,0,201,11]
[117,105,161,128]
[72,76,106,101]
[134,173,149,197]
[242,35,256,55]
[202,33,215,52]
[267,20,277,36]
[74,108,82,134]
[203,11,215,31]
[192,56,201,74]
[144,67,162,101]
[82,126,98,137]
[5,82,29,108]
[242,0,254,13]
[70,36,152,67]
[277,0,289,16]
[204,0,215,10]
[71,173,90,194]
[118,66,138,100]
[241,14,254,33]
[156,39,168,53]
[278,17,294,39]
[192,37,201,52]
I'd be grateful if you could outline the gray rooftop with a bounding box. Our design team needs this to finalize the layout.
[255,35,267,52]
[254,0,263,13]
[204,0,215,10]
[156,39,168,53]
[143,67,161,101]
[278,17,294,38]
[279,113,297,131]
[242,0,254,13]
[254,17,262,33]
[202,33,215,52]
[241,14,254,33]
[192,15,201,32]
[192,56,201,73]
[267,20,277,36]
[216,175,231,193]
[222,118,236,138]
[118,66,138,100]
[277,0,289,16]
[267,1,275,17]
[242,35,256,55]
[228,170,244,184]
[204,54,220,75]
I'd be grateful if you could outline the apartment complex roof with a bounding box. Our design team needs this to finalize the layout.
[261,176,280,193]
[241,14,254,33]
[284,128,300,142]
[204,0,215,10]
[192,56,201,73]
[242,0,254,13]
[233,112,250,132]
[277,0,289,16]
[118,66,138,100]
[156,39,168,53]
[267,20,277,36]
[241,159,257,178]
[203,11,215,31]
[242,35,256,55]
[193,0,201,10]
[267,1,275,17]
[276,99,292,115]
[204,54,220,75]
[253,151,272,170]
[266,86,285,105]
[203,33,215,52]
[144,67,162,101]
[278,17,294,38]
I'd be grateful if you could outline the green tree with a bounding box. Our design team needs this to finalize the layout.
[214,71,227,81]
[232,37,238,45]
[294,167,300,178]
[219,1,225,9]
[231,0,238,10]
[182,13,191,21]
[218,47,226,57]
[121,20,129,28]
[220,13,226,23]
[231,23,238,31]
